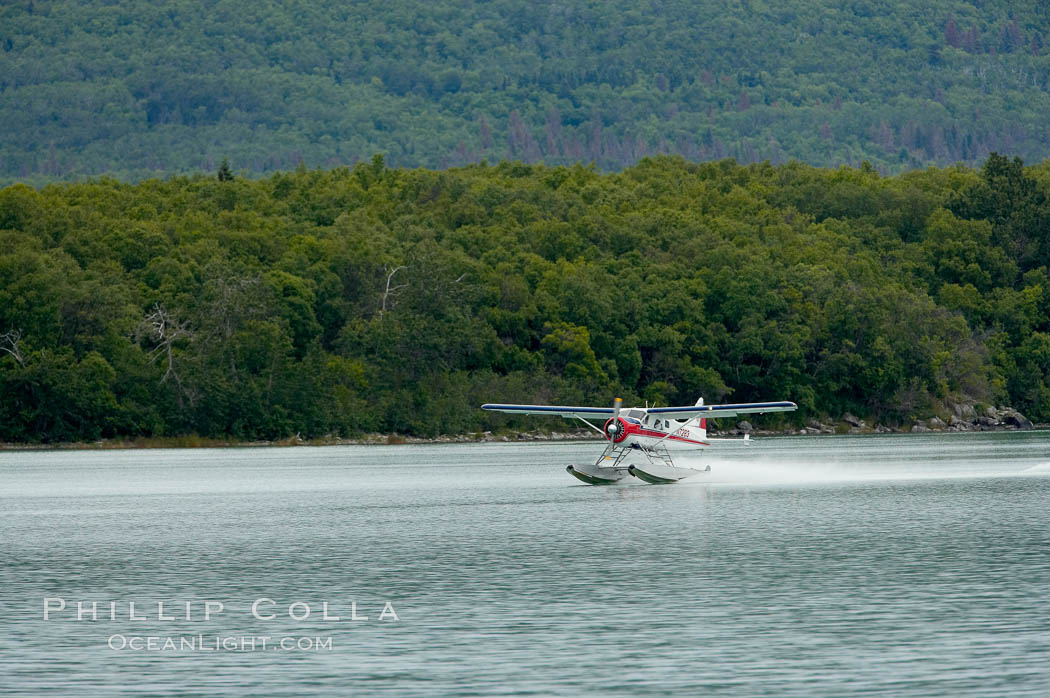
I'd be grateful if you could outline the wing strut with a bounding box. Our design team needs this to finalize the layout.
[575,416,606,437]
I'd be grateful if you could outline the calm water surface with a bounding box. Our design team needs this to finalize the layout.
[1,432,1049,696]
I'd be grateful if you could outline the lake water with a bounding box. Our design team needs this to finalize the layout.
[1,432,1049,696]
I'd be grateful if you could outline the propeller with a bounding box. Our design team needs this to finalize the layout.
[604,397,625,441]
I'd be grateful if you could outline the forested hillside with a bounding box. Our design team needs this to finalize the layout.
[1,155,1049,441]
[4,1,1050,181]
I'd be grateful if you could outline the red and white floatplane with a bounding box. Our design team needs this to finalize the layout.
[481,397,797,484]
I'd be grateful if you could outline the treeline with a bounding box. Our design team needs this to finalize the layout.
[1,154,1049,442]
[4,1,1050,182]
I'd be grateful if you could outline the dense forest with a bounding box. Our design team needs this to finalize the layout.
[4,1,1050,182]
[1,154,1049,442]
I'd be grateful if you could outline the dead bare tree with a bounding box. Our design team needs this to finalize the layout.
[0,329,25,367]
[380,265,407,314]
[138,305,194,405]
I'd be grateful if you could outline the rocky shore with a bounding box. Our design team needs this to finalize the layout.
[737,403,1037,437]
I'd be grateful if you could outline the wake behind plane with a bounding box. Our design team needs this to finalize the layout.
[481,397,797,484]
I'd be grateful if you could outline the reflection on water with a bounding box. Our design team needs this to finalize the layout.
[1,432,1049,696]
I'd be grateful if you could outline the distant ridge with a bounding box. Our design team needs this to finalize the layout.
[2,0,1050,182]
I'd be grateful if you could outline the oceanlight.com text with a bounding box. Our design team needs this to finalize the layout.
[107,635,333,652]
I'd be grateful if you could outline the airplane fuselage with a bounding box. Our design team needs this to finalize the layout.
[606,410,709,451]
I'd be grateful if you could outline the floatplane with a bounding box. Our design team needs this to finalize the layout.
[481,397,796,484]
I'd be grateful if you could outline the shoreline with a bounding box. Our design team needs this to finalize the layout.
[1,420,1044,451]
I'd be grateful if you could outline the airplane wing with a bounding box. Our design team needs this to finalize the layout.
[481,400,797,420]
[480,404,616,419]
[647,401,797,420]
